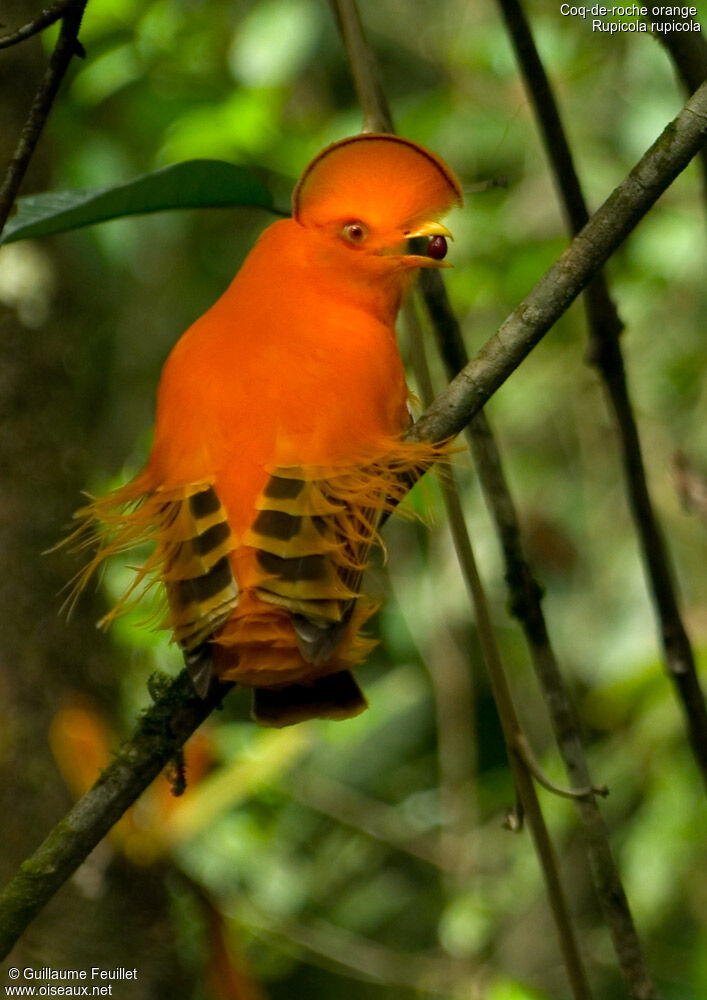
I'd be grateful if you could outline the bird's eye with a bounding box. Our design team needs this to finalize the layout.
[341,221,368,245]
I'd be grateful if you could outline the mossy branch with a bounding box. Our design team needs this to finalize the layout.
[0,672,230,959]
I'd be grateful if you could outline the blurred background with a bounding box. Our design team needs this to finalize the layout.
[0,0,705,997]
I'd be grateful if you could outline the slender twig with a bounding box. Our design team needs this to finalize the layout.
[444,471,593,1000]
[244,901,480,994]
[497,0,707,796]
[462,410,661,1000]
[285,770,465,872]
[1,72,706,965]
[412,266,655,992]
[405,302,594,999]
[406,308,592,1000]
[406,307,481,882]
[408,300,600,810]
[0,0,76,50]
[591,334,707,782]
[0,0,87,237]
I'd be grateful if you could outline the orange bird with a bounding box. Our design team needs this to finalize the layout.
[71,134,462,726]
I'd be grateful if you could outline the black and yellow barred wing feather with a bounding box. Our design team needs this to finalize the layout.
[63,441,446,722]
[244,467,378,666]
[64,478,238,696]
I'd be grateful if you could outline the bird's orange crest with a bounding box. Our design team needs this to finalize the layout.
[293,134,463,234]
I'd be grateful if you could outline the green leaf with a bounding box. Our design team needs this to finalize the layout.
[1,159,288,245]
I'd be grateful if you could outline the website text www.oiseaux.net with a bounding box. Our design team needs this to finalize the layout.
[4,968,137,996]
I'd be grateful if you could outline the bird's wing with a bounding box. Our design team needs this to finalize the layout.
[157,485,238,696]
[243,465,382,666]
[162,484,239,643]
[65,477,238,697]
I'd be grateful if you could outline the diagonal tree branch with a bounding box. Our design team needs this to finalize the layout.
[0,0,77,51]
[0,672,231,958]
[0,70,706,969]
[0,0,88,237]
[496,0,707,794]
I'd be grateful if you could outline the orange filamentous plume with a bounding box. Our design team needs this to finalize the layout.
[68,133,463,726]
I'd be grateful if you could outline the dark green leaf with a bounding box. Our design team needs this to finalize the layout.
[1,159,288,245]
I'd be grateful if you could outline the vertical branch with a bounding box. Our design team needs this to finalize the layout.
[649,13,707,92]
[402,317,481,874]
[646,11,707,200]
[496,0,707,792]
[406,304,593,999]
[327,0,393,132]
[416,279,659,1000]
[0,0,88,237]
[329,0,660,996]
[444,482,593,1000]
[330,3,596,992]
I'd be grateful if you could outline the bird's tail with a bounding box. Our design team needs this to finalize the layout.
[251,669,367,727]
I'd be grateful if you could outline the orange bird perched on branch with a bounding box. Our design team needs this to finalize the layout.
[70,134,463,726]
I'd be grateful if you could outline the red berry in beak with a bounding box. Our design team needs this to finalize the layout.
[427,235,448,260]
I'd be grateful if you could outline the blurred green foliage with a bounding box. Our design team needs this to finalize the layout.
[3,0,706,996]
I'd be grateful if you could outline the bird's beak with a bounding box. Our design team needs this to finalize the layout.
[400,220,454,268]
[405,221,453,241]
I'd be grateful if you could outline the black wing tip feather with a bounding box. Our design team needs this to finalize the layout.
[252,670,368,728]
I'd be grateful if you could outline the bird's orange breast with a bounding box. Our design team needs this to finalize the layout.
[140,218,413,685]
[147,218,411,539]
